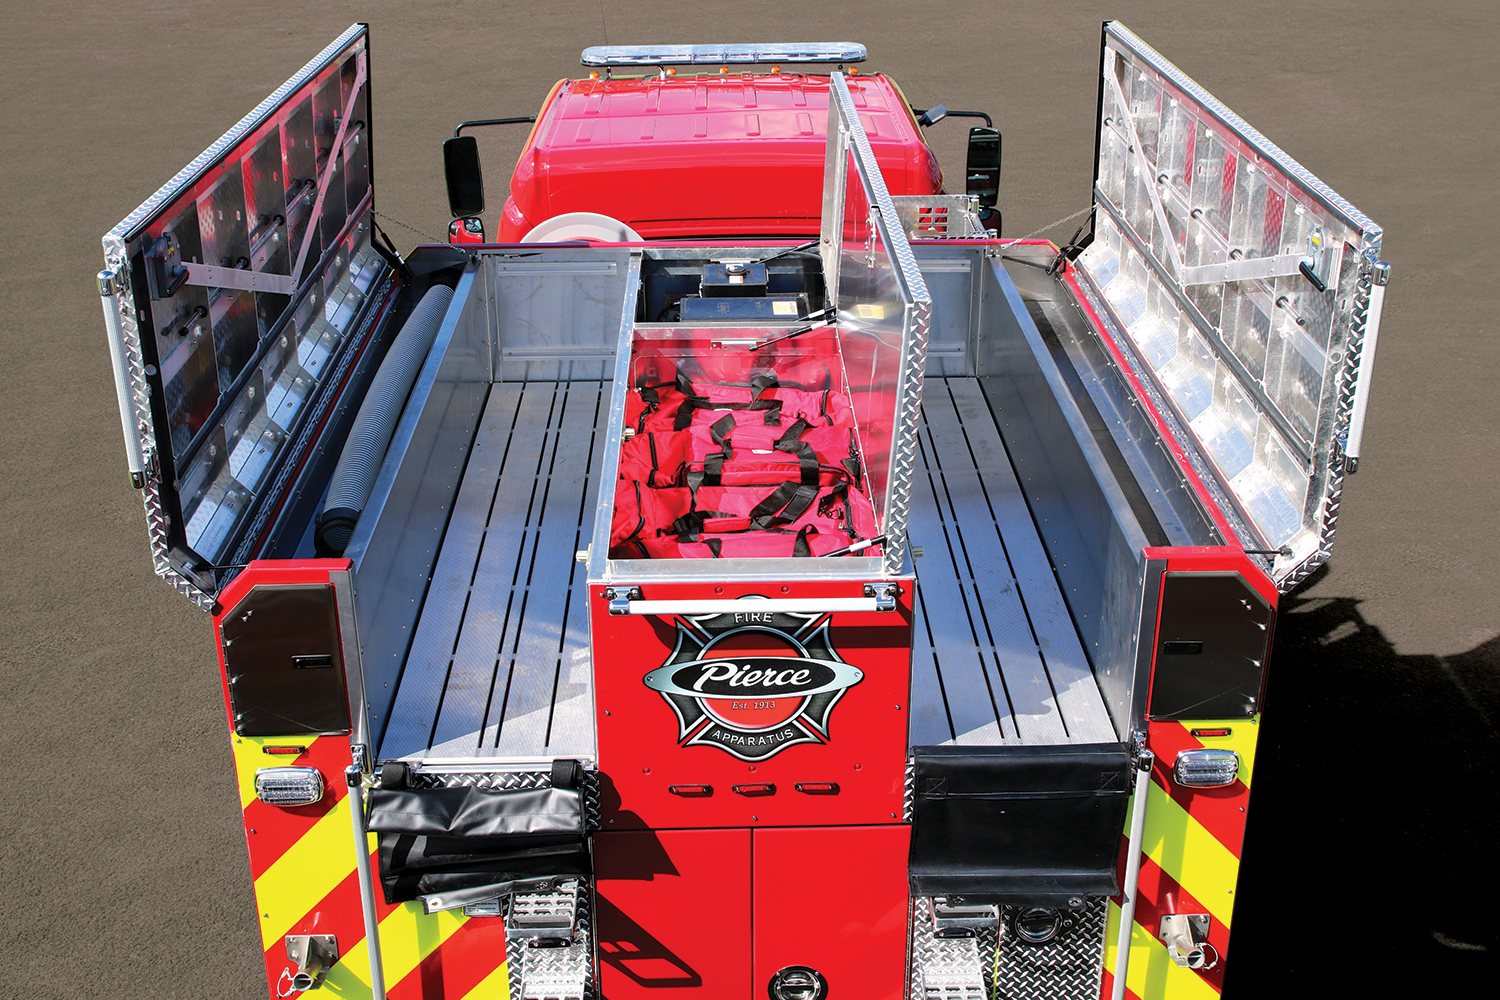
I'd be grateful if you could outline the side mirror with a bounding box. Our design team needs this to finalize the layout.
[916,104,948,128]
[443,136,485,218]
[965,126,1002,210]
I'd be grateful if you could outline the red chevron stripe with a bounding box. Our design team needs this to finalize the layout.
[259,866,399,995]
[1114,840,1230,994]
[1098,969,1144,1000]
[242,737,352,880]
[388,915,510,999]
[1147,723,1250,859]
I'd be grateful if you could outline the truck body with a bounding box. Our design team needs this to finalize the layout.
[95,23,1390,1000]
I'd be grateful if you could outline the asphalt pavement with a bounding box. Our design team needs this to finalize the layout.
[1,1,1495,996]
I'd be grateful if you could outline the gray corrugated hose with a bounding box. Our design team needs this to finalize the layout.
[316,281,455,555]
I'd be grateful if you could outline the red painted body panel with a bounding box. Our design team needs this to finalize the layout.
[212,561,369,997]
[752,826,910,1000]
[591,581,913,831]
[500,72,941,240]
[595,829,753,997]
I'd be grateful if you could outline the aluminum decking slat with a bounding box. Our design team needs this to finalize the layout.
[484,380,601,757]
[909,377,1115,747]
[909,431,1010,745]
[379,383,518,758]
[943,378,1116,743]
[381,381,602,761]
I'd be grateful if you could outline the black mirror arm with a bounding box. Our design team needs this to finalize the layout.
[911,108,993,128]
[453,116,536,138]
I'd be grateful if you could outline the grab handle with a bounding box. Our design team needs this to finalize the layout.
[604,583,898,617]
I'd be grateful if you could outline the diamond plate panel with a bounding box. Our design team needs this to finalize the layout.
[993,898,1107,1000]
[908,897,996,1000]
[506,881,593,1000]
[409,768,602,829]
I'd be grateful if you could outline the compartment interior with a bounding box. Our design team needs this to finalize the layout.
[348,245,1219,763]
[609,326,882,561]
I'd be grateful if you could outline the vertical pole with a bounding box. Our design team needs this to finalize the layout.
[97,270,146,488]
[346,765,387,1000]
[1111,739,1154,1000]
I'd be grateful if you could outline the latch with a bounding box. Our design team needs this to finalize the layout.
[283,934,337,991]
[1159,914,1213,969]
[862,582,899,613]
[604,586,642,615]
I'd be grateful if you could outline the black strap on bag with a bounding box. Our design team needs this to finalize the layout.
[671,371,784,430]
[841,428,863,485]
[703,413,736,486]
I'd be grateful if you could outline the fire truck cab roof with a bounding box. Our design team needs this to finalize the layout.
[500,70,942,241]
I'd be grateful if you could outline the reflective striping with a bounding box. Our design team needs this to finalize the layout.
[329,904,471,993]
[461,961,512,1000]
[252,801,358,949]
[1148,765,1246,859]
[1141,779,1238,928]
[392,915,512,999]
[1129,850,1229,994]
[1105,900,1222,999]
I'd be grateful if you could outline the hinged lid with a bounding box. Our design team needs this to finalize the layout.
[820,72,933,576]
[99,24,391,608]
[1075,22,1388,591]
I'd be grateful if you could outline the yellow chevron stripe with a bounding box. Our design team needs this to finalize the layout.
[1143,781,1238,927]
[253,803,357,949]
[232,735,273,808]
[318,895,471,994]
[1174,717,1259,786]
[1105,901,1220,1000]
[461,959,512,1000]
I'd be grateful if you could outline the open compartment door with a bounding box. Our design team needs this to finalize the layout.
[819,72,933,576]
[99,24,392,608]
[1074,22,1390,591]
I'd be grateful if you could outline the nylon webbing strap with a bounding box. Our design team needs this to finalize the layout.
[704,413,736,486]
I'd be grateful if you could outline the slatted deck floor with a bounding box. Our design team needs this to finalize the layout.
[380,380,606,761]
[908,377,1116,746]
[379,375,1114,761]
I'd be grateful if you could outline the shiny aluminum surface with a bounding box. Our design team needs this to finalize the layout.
[825,72,933,576]
[908,378,1114,746]
[378,381,605,762]
[1079,24,1388,590]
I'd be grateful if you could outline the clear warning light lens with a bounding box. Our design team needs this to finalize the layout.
[254,766,325,806]
[1172,749,1240,788]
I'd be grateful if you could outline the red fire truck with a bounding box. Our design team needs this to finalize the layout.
[96,22,1389,1000]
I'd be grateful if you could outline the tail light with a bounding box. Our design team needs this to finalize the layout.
[1172,749,1240,788]
[255,766,325,806]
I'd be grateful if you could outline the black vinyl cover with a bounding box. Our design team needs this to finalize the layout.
[908,743,1130,905]
[368,785,589,904]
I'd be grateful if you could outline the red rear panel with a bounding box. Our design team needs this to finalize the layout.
[592,582,914,831]
[752,825,911,1000]
[595,829,752,997]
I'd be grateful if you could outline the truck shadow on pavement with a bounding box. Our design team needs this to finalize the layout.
[1226,573,1498,994]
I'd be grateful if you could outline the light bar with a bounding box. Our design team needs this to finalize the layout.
[1172,749,1240,788]
[254,766,325,806]
[581,43,866,68]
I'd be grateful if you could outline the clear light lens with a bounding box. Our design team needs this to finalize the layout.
[1172,748,1240,788]
[254,766,325,806]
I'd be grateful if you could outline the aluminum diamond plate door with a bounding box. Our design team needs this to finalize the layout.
[98,23,391,607]
[1074,22,1390,592]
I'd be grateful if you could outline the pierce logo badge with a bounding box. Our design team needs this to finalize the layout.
[643,602,862,761]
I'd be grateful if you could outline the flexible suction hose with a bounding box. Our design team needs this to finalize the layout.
[316,279,456,555]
